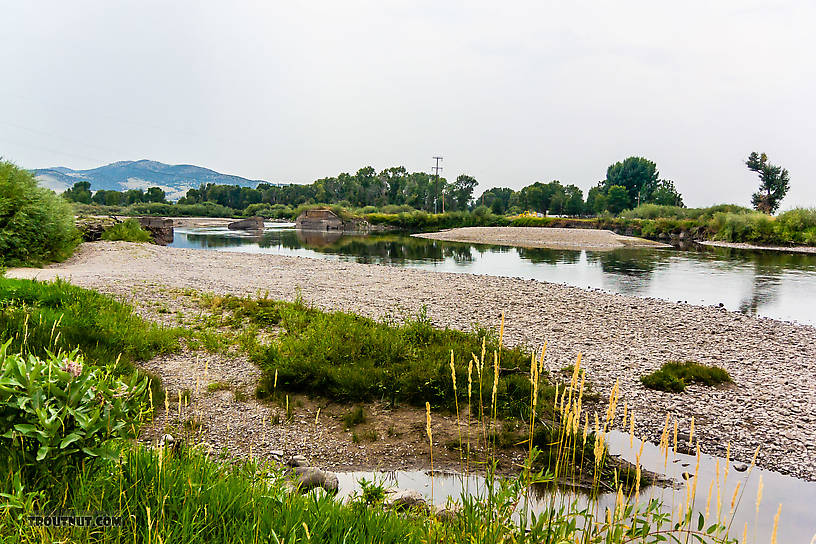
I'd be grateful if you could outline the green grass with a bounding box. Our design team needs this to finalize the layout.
[197,293,562,419]
[0,437,739,544]
[207,381,231,392]
[640,361,732,393]
[100,219,153,242]
[0,284,758,543]
[0,276,181,405]
[343,405,366,428]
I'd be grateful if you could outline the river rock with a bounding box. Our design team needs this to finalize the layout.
[228,217,264,230]
[292,466,339,493]
[287,455,309,467]
[733,463,748,472]
[159,433,181,454]
[384,489,426,509]
[433,503,461,521]
[269,450,284,462]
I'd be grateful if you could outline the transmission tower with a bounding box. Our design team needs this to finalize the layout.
[432,156,443,213]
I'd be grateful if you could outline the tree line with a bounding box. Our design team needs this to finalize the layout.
[59,152,792,217]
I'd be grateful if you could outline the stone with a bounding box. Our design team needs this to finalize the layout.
[384,489,426,509]
[159,434,181,454]
[293,467,339,493]
[269,450,284,462]
[287,455,308,467]
[228,217,264,230]
[733,463,748,472]
[433,503,461,521]
[138,217,174,245]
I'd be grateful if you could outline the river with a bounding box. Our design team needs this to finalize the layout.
[170,225,816,326]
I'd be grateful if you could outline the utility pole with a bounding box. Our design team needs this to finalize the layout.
[432,156,443,214]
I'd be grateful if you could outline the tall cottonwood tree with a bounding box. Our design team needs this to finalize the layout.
[746,152,789,214]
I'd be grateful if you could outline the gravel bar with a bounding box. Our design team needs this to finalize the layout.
[9,241,816,481]
[413,226,670,249]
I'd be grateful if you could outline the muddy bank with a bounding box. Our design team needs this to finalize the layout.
[413,226,670,250]
[8,241,816,481]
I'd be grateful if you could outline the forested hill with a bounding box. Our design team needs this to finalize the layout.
[34,160,266,200]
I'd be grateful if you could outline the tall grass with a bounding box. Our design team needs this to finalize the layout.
[621,204,754,221]
[0,276,180,375]
[197,294,563,419]
[1,344,763,543]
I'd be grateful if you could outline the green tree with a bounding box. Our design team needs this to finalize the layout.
[585,185,608,214]
[604,157,659,208]
[746,152,790,214]
[606,185,630,214]
[479,187,514,214]
[651,180,684,207]
[451,174,478,211]
[145,187,167,203]
[0,161,80,266]
[564,185,585,216]
[62,181,92,204]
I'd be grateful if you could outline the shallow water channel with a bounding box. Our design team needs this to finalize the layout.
[171,225,816,326]
[334,432,816,542]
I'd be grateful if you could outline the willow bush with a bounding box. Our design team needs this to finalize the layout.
[0,160,80,266]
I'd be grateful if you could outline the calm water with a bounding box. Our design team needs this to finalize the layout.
[334,431,816,543]
[170,225,816,325]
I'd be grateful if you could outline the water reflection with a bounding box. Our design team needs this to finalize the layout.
[260,230,477,265]
[333,431,816,543]
[517,247,581,265]
[170,228,816,325]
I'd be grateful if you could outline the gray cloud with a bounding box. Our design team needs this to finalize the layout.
[1,0,813,208]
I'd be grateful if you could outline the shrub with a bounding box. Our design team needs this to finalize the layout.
[774,207,816,244]
[0,344,147,484]
[0,160,80,266]
[100,219,153,242]
[640,361,732,393]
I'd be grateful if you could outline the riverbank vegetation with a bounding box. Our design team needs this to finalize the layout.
[0,278,773,542]
[0,276,180,370]
[640,361,732,393]
[1,160,80,267]
[99,218,153,242]
[51,150,814,247]
[196,293,565,418]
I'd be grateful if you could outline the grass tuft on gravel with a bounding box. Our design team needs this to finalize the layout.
[640,361,732,393]
[197,293,562,418]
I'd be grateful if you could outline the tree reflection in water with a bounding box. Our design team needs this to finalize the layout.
[260,230,476,264]
[172,228,816,324]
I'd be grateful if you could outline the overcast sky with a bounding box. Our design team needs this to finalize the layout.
[1,0,814,208]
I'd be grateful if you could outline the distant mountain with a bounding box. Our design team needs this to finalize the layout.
[34,160,270,201]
